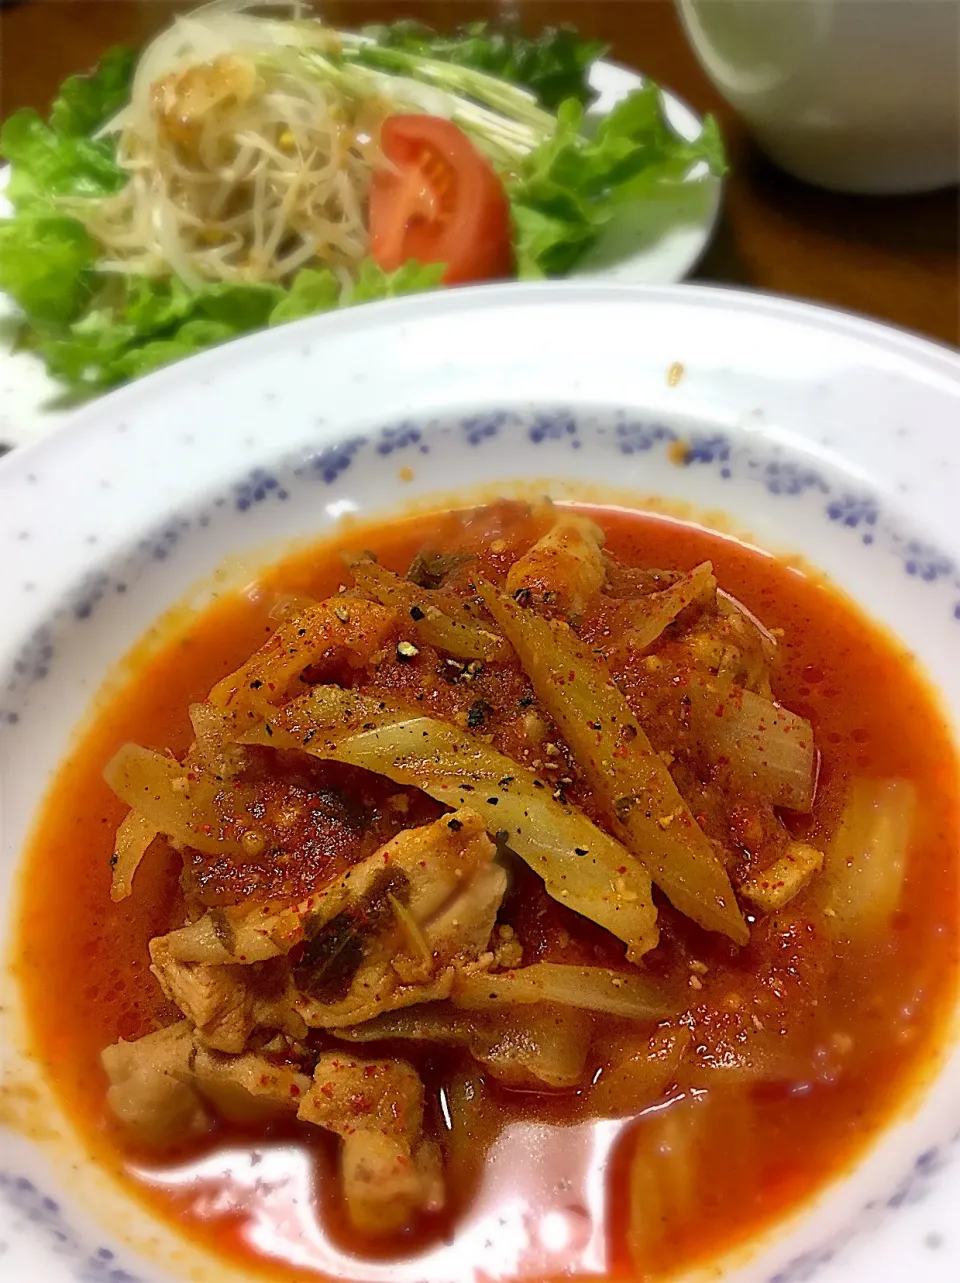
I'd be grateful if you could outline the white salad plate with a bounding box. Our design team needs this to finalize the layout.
[0,59,721,448]
[1,281,958,1283]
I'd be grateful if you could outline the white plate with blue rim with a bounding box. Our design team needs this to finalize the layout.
[0,281,958,1283]
[0,59,720,449]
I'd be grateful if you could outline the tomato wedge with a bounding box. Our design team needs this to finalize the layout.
[369,115,514,286]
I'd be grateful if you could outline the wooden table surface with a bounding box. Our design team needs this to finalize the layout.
[1,0,958,347]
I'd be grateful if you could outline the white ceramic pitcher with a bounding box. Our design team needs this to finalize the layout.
[676,0,960,194]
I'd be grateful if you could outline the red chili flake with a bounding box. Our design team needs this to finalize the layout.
[320,1082,335,1098]
[289,1084,301,1098]
[617,865,627,874]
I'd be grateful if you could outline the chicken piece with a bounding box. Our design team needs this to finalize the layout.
[292,809,505,1027]
[298,1053,443,1235]
[676,590,777,698]
[101,1021,207,1144]
[103,1020,313,1140]
[740,841,825,913]
[414,862,507,969]
[156,808,504,1025]
[192,1046,311,1123]
[209,597,399,711]
[505,515,606,616]
[150,942,305,1052]
[157,898,306,967]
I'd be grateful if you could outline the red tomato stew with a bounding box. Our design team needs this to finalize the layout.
[16,501,960,1281]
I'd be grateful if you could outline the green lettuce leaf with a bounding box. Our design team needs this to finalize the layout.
[509,203,597,279]
[268,268,341,325]
[196,281,285,329]
[509,87,726,278]
[39,307,137,386]
[114,319,240,381]
[268,259,443,327]
[0,110,126,209]
[28,261,445,393]
[33,277,288,391]
[348,258,446,304]
[363,20,605,109]
[0,214,99,323]
[48,46,137,137]
[121,275,198,332]
[0,44,133,214]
